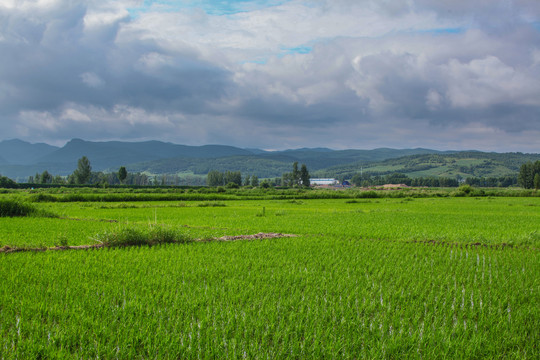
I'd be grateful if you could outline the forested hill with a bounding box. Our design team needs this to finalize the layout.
[0,138,538,181]
[314,152,540,180]
[0,139,58,165]
[0,139,446,179]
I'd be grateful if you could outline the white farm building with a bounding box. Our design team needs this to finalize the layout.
[310,178,339,186]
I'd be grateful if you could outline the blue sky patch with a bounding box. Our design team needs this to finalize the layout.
[280,45,313,55]
[128,0,290,18]
[418,27,465,35]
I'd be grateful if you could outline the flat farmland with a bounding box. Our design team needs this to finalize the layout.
[2,197,539,247]
[0,193,538,358]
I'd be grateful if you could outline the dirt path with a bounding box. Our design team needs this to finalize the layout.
[0,233,297,254]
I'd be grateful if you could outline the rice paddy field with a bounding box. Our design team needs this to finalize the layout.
[0,189,539,358]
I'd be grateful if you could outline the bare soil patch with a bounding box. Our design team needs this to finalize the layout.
[0,233,297,254]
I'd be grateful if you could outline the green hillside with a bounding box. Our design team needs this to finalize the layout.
[126,156,291,179]
[1,138,538,183]
[315,152,540,180]
[122,148,449,178]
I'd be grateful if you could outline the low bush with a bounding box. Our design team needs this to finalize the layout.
[91,225,194,247]
[355,191,381,199]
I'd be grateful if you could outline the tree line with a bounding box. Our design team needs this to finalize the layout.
[2,157,538,190]
[207,162,310,188]
[350,173,461,187]
[26,157,154,186]
[349,172,522,188]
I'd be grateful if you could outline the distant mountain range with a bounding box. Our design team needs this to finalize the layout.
[0,138,538,182]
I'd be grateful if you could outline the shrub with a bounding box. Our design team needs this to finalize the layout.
[0,176,18,189]
[226,182,239,189]
[355,191,380,199]
[91,225,194,247]
[29,193,58,202]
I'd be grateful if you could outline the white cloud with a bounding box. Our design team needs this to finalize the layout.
[80,72,105,88]
[444,56,540,108]
[0,0,539,151]
[61,108,92,123]
[425,89,442,110]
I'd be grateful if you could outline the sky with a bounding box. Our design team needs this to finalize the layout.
[0,0,539,152]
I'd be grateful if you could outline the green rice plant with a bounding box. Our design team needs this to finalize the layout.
[196,202,226,207]
[54,234,69,247]
[0,237,537,358]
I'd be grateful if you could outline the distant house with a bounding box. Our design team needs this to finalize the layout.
[311,178,339,186]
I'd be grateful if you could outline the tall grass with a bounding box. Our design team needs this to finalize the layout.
[20,187,540,203]
[91,225,194,247]
[0,199,55,217]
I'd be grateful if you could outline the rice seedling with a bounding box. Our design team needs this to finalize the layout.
[0,191,538,358]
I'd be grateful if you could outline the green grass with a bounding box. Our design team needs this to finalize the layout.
[0,191,539,358]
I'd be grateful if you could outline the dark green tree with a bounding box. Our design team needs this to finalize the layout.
[518,161,540,189]
[300,164,310,187]
[281,173,292,187]
[40,170,52,184]
[73,156,92,184]
[292,162,300,186]
[534,173,540,191]
[207,170,224,186]
[385,173,411,186]
[224,171,242,186]
[0,175,17,188]
[118,166,128,184]
[52,175,65,185]
[251,175,259,187]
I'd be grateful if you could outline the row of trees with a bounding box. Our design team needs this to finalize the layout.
[518,161,540,190]
[29,157,95,185]
[350,173,461,187]
[349,172,523,188]
[206,171,243,187]
[9,157,539,189]
[27,157,153,186]
[206,163,311,188]
[206,170,272,188]
[464,175,518,188]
